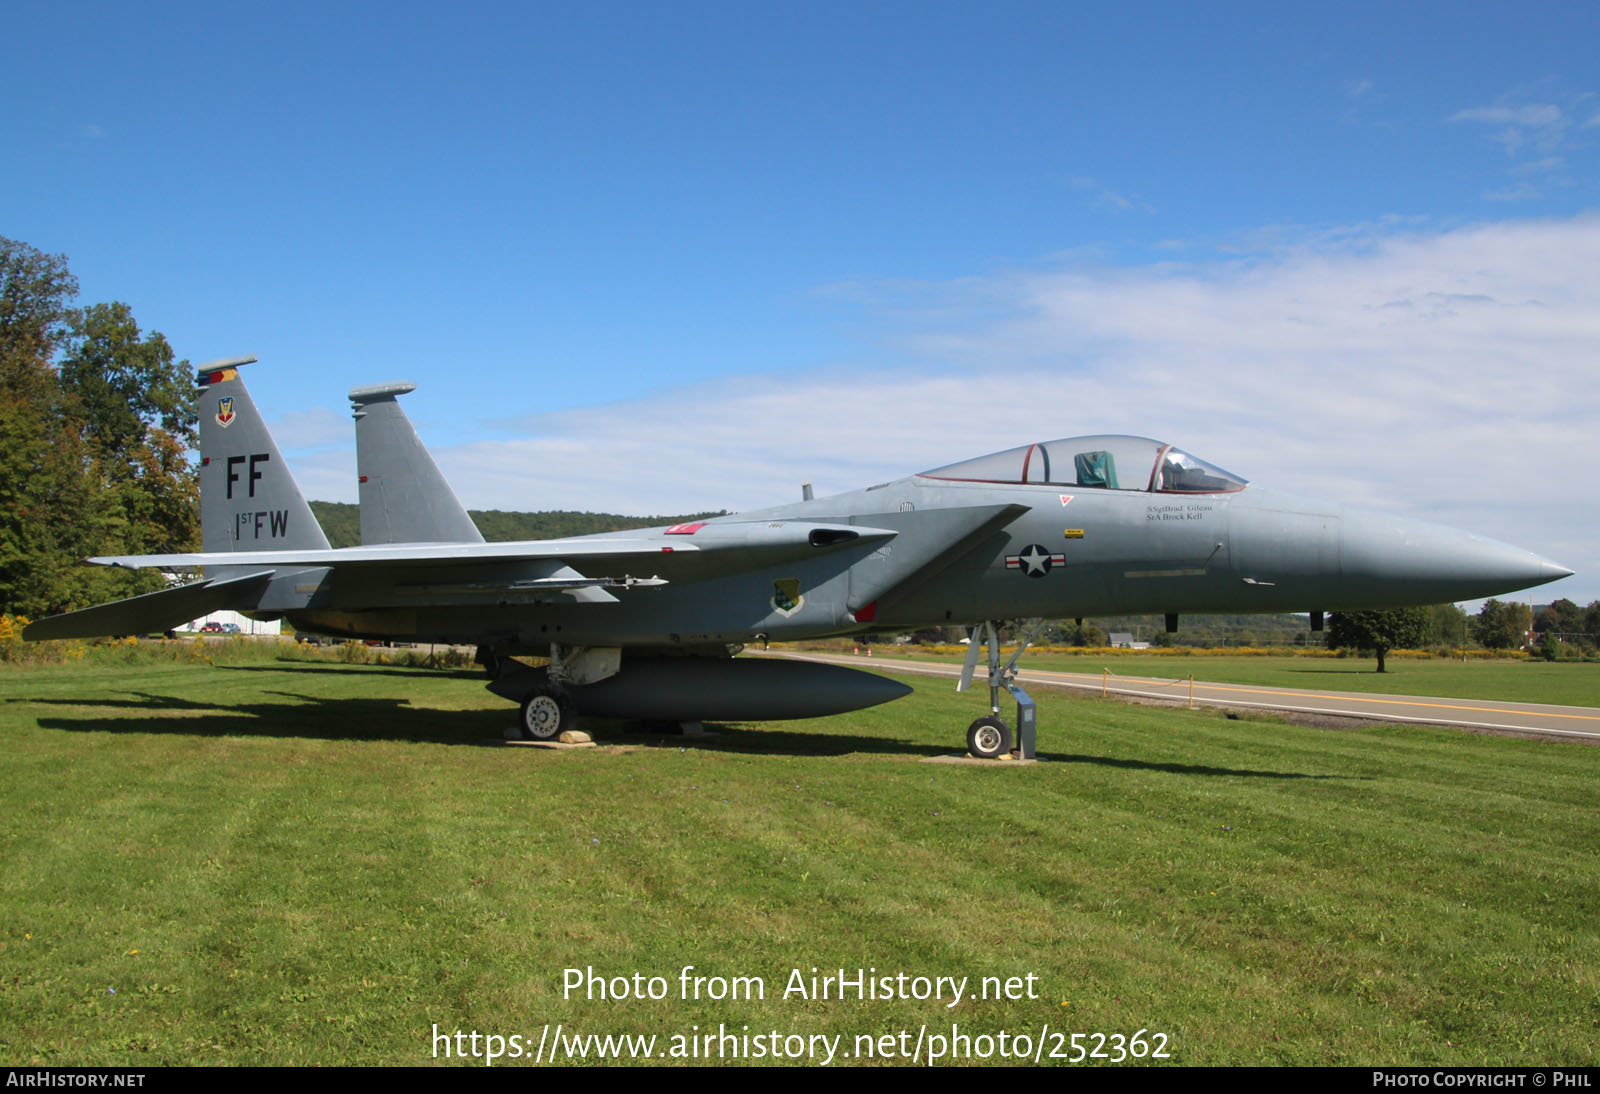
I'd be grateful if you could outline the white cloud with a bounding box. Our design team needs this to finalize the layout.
[1340,78,1391,127]
[1510,156,1566,175]
[269,407,350,451]
[1449,88,1600,202]
[1450,92,1594,175]
[1450,104,1565,129]
[278,215,1600,603]
[1485,182,1545,203]
[1068,176,1153,215]
[286,445,357,507]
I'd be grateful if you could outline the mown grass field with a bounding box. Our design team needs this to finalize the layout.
[865,648,1600,707]
[2,653,1597,1066]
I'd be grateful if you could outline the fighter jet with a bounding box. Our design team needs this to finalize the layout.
[26,357,1573,758]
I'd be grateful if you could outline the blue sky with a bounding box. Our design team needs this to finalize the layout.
[7,1,1598,604]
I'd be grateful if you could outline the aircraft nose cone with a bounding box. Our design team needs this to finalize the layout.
[1543,560,1577,583]
[1339,508,1573,603]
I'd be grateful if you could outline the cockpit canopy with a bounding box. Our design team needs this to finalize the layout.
[920,435,1247,494]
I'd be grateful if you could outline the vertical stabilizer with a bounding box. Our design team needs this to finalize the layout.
[349,383,484,545]
[198,357,331,553]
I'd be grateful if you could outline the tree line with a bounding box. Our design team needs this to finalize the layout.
[1,237,196,617]
[897,600,1599,670]
[308,501,729,549]
[1327,599,1600,671]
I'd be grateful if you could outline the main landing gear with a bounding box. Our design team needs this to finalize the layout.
[957,621,1041,760]
[486,643,608,741]
[517,688,574,740]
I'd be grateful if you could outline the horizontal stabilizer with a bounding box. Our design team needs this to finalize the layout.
[24,571,275,641]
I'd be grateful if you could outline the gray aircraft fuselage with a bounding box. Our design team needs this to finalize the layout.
[284,467,1567,652]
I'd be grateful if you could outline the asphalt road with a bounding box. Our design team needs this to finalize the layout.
[774,651,1600,743]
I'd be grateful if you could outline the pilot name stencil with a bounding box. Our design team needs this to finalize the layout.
[1148,503,1212,522]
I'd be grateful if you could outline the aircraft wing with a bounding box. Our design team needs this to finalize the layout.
[86,521,896,577]
[845,502,1030,616]
[22,570,276,641]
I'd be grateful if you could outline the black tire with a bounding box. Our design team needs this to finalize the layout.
[519,690,569,740]
[966,716,1011,759]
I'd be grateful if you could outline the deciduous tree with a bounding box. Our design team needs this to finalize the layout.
[60,302,195,458]
[1536,598,1581,637]
[1473,599,1528,651]
[0,237,78,363]
[1327,608,1429,673]
[0,238,99,615]
[0,238,198,615]
[59,302,198,561]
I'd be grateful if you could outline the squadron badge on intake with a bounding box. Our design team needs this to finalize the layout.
[771,578,805,617]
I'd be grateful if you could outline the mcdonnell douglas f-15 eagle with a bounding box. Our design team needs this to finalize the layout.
[27,357,1574,758]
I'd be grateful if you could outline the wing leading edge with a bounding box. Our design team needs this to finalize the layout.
[22,570,275,641]
[87,520,896,574]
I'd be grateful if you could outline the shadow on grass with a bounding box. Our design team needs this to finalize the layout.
[24,680,1355,772]
[221,661,487,681]
[1279,667,1402,676]
[32,692,506,746]
[574,720,1343,774]
[1042,751,1352,779]
[29,694,954,757]
[596,721,953,759]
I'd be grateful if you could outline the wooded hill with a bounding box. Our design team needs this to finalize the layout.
[307,501,727,549]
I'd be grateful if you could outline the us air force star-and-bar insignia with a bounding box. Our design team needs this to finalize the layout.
[771,578,804,617]
[1005,543,1066,578]
[216,397,236,428]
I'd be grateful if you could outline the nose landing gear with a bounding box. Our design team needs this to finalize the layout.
[957,621,1041,760]
[965,714,1012,760]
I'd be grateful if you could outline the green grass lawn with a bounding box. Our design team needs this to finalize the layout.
[870,650,1600,707]
[2,656,1597,1065]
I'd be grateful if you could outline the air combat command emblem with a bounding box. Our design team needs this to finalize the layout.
[771,577,804,617]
